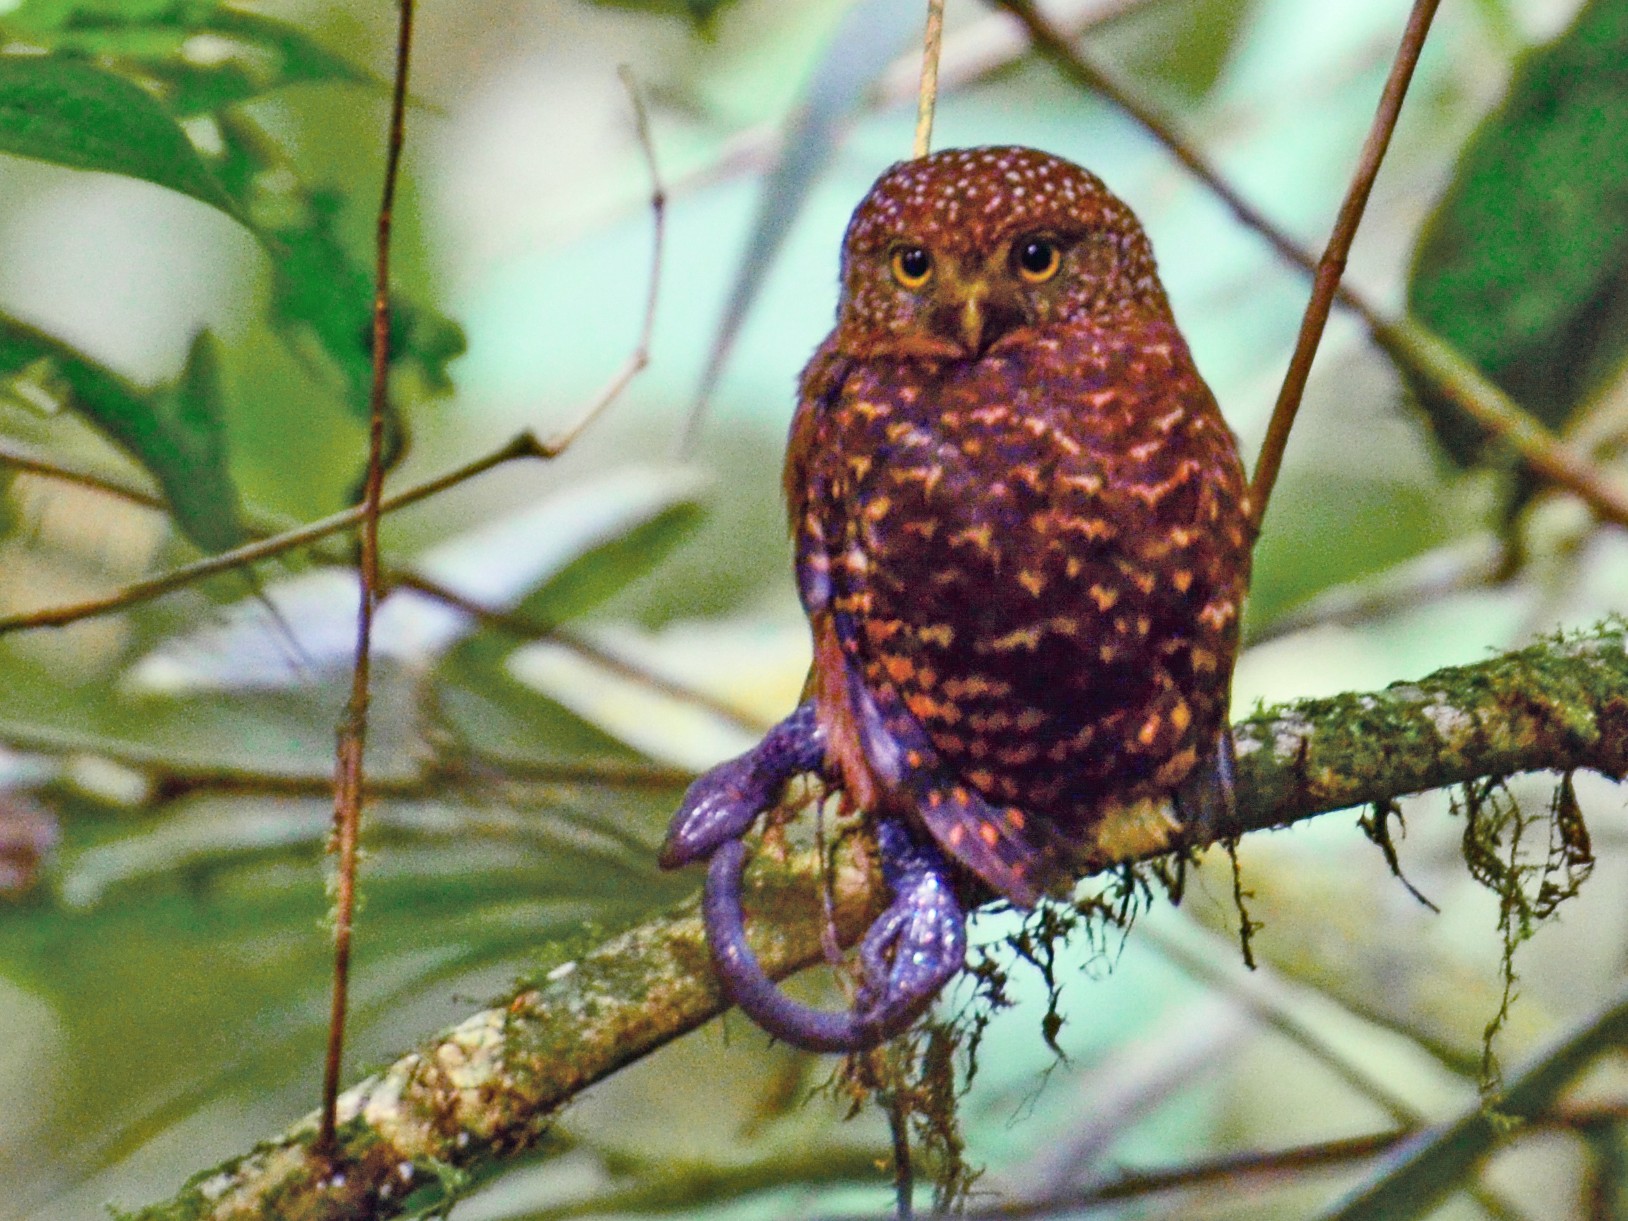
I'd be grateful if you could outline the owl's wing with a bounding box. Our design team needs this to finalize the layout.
[843,655,1064,908]
[788,344,1067,905]
[786,339,846,620]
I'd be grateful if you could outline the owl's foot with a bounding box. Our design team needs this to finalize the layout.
[703,816,967,1052]
[659,701,825,869]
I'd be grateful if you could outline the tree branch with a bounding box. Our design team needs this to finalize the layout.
[131,621,1628,1219]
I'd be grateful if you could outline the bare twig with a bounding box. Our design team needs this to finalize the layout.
[1325,986,1628,1220]
[543,0,1154,224]
[840,1104,1628,1218]
[0,78,671,648]
[148,757,689,802]
[535,69,666,457]
[0,442,164,509]
[859,1132,1413,1219]
[875,0,1150,106]
[0,447,764,743]
[0,443,767,739]
[1375,318,1628,528]
[387,573,770,733]
[0,431,547,635]
[993,0,1628,532]
[913,0,947,159]
[319,0,416,1154]
[1143,921,1528,1220]
[1248,0,1442,533]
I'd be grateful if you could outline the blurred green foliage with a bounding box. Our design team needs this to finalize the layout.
[0,0,464,548]
[585,0,742,32]
[0,51,235,214]
[1409,0,1628,478]
[0,0,1623,1218]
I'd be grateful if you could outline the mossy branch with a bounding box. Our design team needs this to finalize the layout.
[131,621,1628,1221]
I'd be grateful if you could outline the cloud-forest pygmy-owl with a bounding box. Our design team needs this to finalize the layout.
[662,146,1252,1051]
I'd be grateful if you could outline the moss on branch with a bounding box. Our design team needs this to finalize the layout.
[130,621,1628,1221]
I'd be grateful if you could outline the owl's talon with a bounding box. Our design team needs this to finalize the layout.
[701,818,967,1053]
[1172,729,1240,843]
[660,702,825,869]
[852,819,967,1026]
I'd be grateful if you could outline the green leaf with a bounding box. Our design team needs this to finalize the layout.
[4,3,375,114]
[441,473,708,677]
[0,52,237,218]
[154,330,246,552]
[0,317,245,552]
[1407,0,1628,469]
[214,117,465,422]
[579,0,740,31]
[0,0,177,34]
[1322,986,1628,1220]
[515,501,707,628]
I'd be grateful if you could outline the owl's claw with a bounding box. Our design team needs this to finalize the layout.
[854,819,968,1026]
[702,817,967,1052]
[659,702,825,869]
[664,694,967,1050]
[1172,729,1240,844]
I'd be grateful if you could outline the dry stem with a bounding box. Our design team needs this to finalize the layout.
[1248,0,1442,533]
[318,0,417,1154]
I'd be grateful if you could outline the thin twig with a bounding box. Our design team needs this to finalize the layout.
[839,1103,1628,1218]
[875,0,1150,106]
[913,0,946,159]
[0,431,544,635]
[536,69,666,458]
[1248,0,1442,533]
[1375,317,1628,528]
[0,442,165,509]
[0,447,765,740]
[146,757,690,802]
[0,80,669,641]
[1144,922,1528,1220]
[849,1131,1412,1219]
[993,0,1628,532]
[318,0,415,1154]
[0,443,768,741]
[1325,986,1628,1221]
[887,1083,915,1219]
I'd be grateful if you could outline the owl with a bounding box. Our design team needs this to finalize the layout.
[662,147,1252,1052]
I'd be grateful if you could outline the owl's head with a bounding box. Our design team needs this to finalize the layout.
[834,146,1171,360]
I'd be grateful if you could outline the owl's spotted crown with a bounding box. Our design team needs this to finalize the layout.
[845,146,1143,257]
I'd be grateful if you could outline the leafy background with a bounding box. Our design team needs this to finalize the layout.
[0,0,1625,1217]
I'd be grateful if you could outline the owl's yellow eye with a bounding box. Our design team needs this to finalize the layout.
[890,246,933,289]
[1015,237,1061,283]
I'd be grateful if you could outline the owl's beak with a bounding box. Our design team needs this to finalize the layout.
[958,297,987,355]
[941,283,1024,358]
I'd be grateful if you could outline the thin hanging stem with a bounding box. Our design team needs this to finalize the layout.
[318,0,415,1155]
[913,0,946,158]
[1247,0,1443,534]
